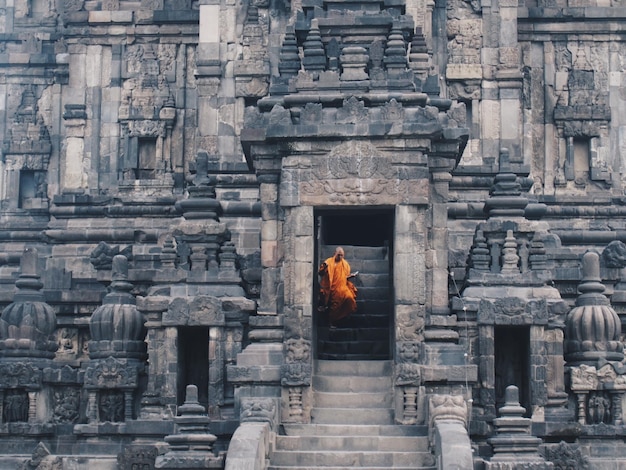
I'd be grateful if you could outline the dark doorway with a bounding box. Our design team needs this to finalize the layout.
[177,327,209,408]
[320,211,393,247]
[494,326,531,417]
[314,209,394,360]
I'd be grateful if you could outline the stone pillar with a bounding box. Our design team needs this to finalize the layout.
[496,0,523,161]
[208,325,225,418]
[139,321,177,419]
[258,176,283,317]
[529,325,548,418]
[280,206,313,422]
[543,322,569,419]
[429,169,453,315]
[63,106,87,191]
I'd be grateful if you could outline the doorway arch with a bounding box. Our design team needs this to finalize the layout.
[314,208,394,360]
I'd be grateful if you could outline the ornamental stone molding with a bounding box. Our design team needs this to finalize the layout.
[163,296,225,327]
[240,397,277,426]
[570,364,626,392]
[0,362,41,390]
[84,356,139,390]
[429,394,468,428]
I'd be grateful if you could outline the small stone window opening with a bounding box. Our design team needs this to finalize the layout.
[465,100,475,138]
[460,99,480,164]
[136,138,157,180]
[18,169,36,209]
[494,326,531,417]
[572,137,590,185]
[123,136,159,180]
[177,327,209,409]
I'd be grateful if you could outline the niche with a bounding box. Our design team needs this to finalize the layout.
[177,327,209,408]
[494,326,530,417]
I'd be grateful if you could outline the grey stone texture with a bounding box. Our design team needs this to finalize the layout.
[1,0,626,468]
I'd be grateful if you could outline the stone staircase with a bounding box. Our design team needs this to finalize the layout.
[317,245,391,360]
[268,360,436,470]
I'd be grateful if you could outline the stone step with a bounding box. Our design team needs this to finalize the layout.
[275,434,429,452]
[312,374,391,393]
[335,311,390,327]
[270,450,434,467]
[315,359,392,376]
[269,467,435,470]
[318,340,390,357]
[282,424,429,437]
[320,246,389,262]
[311,407,394,425]
[358,259,392,273]
[315,390,392,408]
[355,286,391,301]
[353,273,390,288]
[317,327,389,342]
[317,352,390,360]
[356,297,392,318]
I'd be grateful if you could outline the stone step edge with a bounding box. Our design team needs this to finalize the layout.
[274,435,430,452]
[269,467,435,470]
[281,424,429,434]
[314,360,392,374]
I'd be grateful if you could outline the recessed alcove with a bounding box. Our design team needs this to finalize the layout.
[177,327,209,408]
[495,326,531,417]
[314,209,394,360]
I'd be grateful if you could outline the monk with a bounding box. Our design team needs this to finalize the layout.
[318,247,358,327]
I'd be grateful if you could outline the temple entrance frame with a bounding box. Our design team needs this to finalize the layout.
[281,201,430,423]
[313,208,395,360]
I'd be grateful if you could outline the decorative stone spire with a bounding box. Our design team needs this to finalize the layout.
[0,248,57,358]
[469,229,490,272]
[89,254,146,360]
[278,25,301,78]
[140,44,159,88]
[408,26,429,76]
[340,46,369,81]
[16,87,38,124]
[302,19,326,73]
[486,386,552,469]
[383,23,408,76]
[565,251,624,365]
[484,148,529,218]
[501,230,521,275]
[175,151,221,220]
[160,235,177,269]
[156,385,224,469]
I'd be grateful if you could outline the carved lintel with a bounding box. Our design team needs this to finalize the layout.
[84,357,139,389]
[0,363,41,389]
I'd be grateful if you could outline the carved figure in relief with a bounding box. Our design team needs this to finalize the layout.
[587,392,611,424]
[4,390,28,422]
[317,247,358,327]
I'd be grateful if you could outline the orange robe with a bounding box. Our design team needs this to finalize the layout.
[318,256,357,324]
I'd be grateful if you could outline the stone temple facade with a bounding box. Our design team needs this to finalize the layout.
[2,0,626,469]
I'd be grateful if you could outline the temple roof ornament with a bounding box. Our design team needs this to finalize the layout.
[0,248,57,359]
[483,148,529,219]
[89,254,147,360]
[175,152,221,221]
[565,251,624,366]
